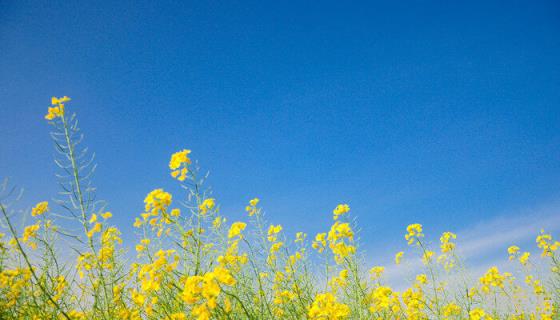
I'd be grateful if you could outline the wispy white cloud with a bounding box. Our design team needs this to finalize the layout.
[381,199,560,289]
[456,201,560,259]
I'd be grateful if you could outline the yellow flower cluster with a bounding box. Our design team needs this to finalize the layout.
[199,198,216,215]
[45,96,70,120]
[328,269,348,292]
[31,201,49,217]
[98,226,122,269]
[228,222,246,239]
[402,286,426,319]
[369,266,385,280]
[369,286,400,314]
[308,292,350,320]
[479,266,511,293]
[469,308,493,320]
[75,252,94,279]
[22,223,40,250]
[181,266,235,319]
[327,221,356,264]
[508,245,531,266]
[536,230,559,257]
[332,203,350,220]
[394,251,404,265]
[312,232,327,253]
[0,268,32,308]
[137,249,179,292]
[405,223,423,245]
[144,189,172,216]
[137,189,176,237]
[267,224,282,242]
[169,149,191,181]
[295,232,306,243]
[439,231,456,253]
[217,237,248,270]
[245,197,259,216]
[442,303,461,318]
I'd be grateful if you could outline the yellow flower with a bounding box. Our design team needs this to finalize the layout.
[443,303,461,317]
[273,290,297,305]
[469,308,489,320]
[136,239,151,253]
[52,275,67,301]
[133,217,143,228]
[332,203,350,220]
[101,211,112,219]
[213,266,236,286]
[440,231,456,253]
[295,232,306,243]
[507,245,520,256]
[89,214,98,224]
[87,222,102,238]
[67,310,86,319]
[228,222,246,239]
[308,292,350,320]
[45,96,70,120]
[31,201,49,217]
[171,208,181,217]
[536,230,559,257]
[199,198,216,215]
[405,224,423,245]
[519,252,530,266]
[212,216,225,229]
[479,266,508,293]
[416,274,428,285]
[327,222,356,264]
[246,197,259,216]
[328,222,354,242]
[395,251,404,265]
[422,250,434,265]
[267,224,283,242]
[22,224,40,249]
[181,266,235,317]
[51,96,71,105]
[369,266,385,280]
[269,242,283,254]
[169,313,187,320]
[169,149,191,181]
[369,286,399,314]
[312,233,327,253]
[144,189,172,216]
[132,290,146,306]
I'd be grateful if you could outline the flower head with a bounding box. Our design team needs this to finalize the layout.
[199,198,216,215]
[333,204,350,220]
[45,96,70,120]
[308,292,350,320]
[31,201,49,217]
[395,251,404,265]
[246,197,259,216]
[169,149,192,181]
[228,222,247,239]
[405,224,423,245]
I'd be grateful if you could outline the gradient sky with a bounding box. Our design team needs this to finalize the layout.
[1,1,560,265]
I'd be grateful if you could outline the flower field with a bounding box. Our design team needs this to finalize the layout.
[0,97,558,319]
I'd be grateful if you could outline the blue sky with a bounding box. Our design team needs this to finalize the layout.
[1,1,560,264]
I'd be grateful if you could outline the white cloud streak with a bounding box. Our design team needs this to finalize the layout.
[381,200,560,288]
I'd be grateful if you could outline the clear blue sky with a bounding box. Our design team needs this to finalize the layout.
[1,1,560,261]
